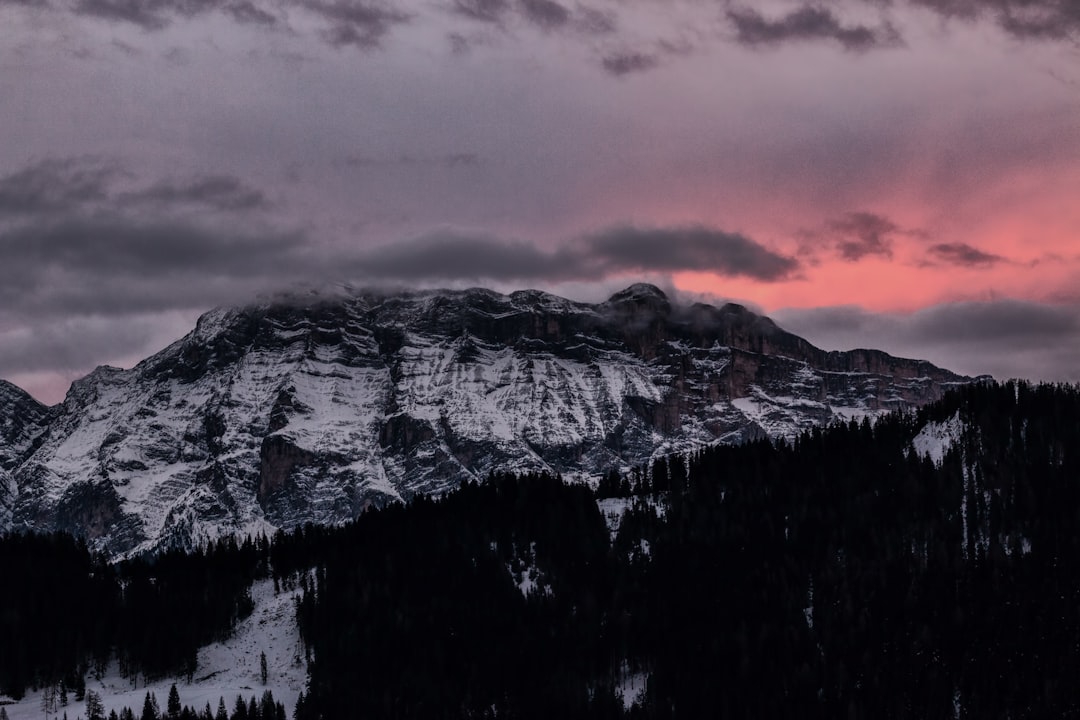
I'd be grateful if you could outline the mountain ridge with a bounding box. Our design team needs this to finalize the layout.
[0,284,987,557]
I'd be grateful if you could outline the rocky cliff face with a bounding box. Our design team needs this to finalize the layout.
[0,284,983,557]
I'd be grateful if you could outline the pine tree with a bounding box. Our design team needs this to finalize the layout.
[86,690,106,720]
[141,691,160,720]
[232,695,248,720]
[42,684,59,719]
[216,698,228,720]
[260,652,268,685]
[0,708,9,720]
[167,685,182,720]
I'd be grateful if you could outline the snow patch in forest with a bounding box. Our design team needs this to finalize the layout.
[596,496,665,541]
[912,412,965,466]
[506,542,552,598]
[0,579,305,720]
[614,662,648,710]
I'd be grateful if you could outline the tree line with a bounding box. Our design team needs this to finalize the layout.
[5,380,1080,718]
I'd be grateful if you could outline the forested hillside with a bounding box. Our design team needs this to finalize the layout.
[4,381,1080,719]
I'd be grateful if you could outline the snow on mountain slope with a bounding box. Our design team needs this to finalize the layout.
[0,579,305,720]
[912,412,966,466]
[1,284,984,558]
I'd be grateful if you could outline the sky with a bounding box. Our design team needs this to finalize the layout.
[2,0,1080,404]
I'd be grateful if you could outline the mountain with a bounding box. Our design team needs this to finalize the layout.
[0,380,52,529]
[0,284,984,557]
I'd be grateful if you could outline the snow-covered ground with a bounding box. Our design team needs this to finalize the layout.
[0,579,306,720]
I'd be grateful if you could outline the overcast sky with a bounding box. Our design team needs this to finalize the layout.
[2,0,1080,403]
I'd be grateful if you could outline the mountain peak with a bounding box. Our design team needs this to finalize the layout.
[1,283,980,558]
[606,283,668,304]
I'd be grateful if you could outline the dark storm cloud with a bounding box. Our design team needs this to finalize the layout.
[0,159,269,217]
[727,5,902,51]
[17,0,1078,60]
[0,157,296,321]
[583,226,799,281]
[0,317,187,374]
[601,51,659,76]
[828,212,899,261]
[0,219,309,312]
[302,0,411,48]
[911,0,1080,40]
[927,243,1006,268]
[66,0,405,45]
[519,0,569,29]
[360,231,565,281]
[913,301,1078,343]
[0,158,120,216]
[452,0,509,23]
[776,300,1080,382]
[123,175,268,211]
[359,225,799,282]
[223,0,277,26]
[74,0,174,29]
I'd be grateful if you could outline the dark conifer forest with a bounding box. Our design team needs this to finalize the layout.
[5,380,1080,718]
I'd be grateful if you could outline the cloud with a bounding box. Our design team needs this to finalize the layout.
[727,5,902,51]
[358,225,800,283]
[0,158,121,216]
[223,0,277,26]
[344,152,482,169]
[519,0,569,29]
[582,226,799,281]
[0,219,310,314]
[911,0,1080,41]
[122,175,268,211]
[575,6,615,34]
[302,0,410,48]
[827,212,899,261]
[0,159,270,218]
[775,300,1080,382]
[601,52,659,76]
[360,231,562,281]
[452,0,509,23]
[0,157,295,321]
[73,0,175,29]
[927,242,1006,267]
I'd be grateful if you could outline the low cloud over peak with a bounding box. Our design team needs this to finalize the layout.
[360,225,800,284]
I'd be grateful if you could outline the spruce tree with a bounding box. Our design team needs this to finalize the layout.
[259,652,268,685]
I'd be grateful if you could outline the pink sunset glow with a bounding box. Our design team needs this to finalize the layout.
[2,0,1080,402]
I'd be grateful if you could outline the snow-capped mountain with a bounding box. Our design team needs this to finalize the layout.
[0,284,984,557]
